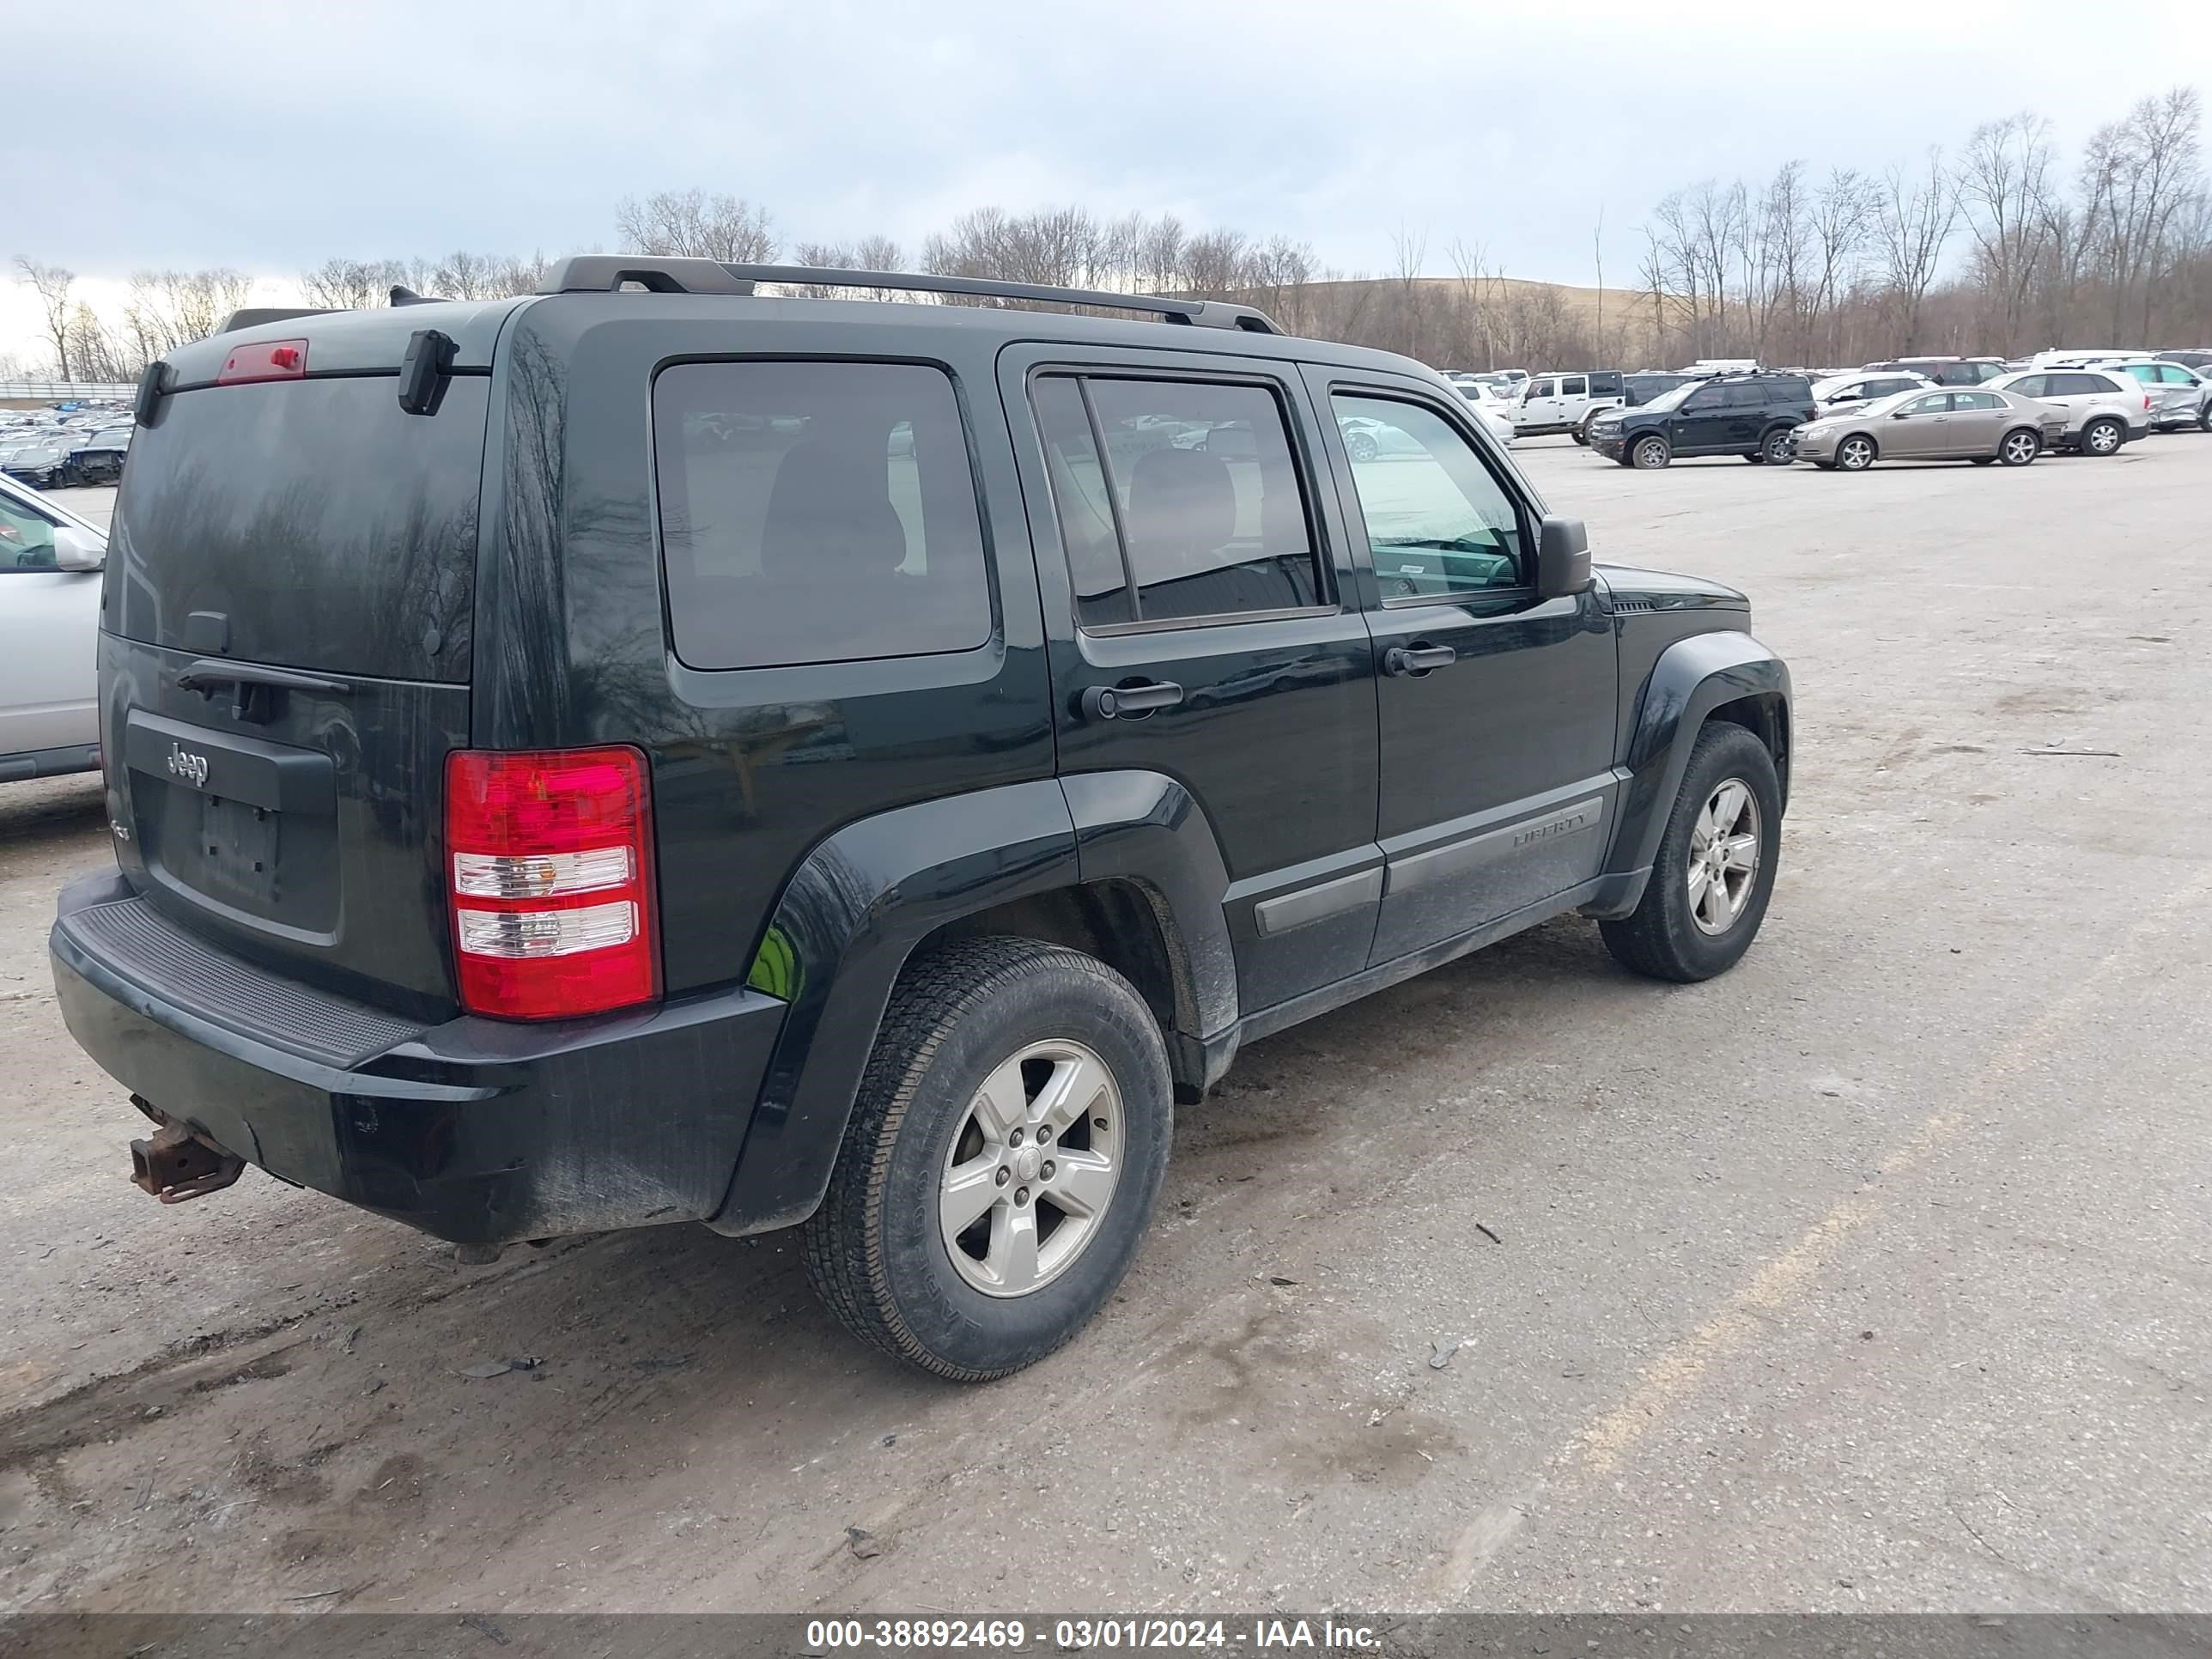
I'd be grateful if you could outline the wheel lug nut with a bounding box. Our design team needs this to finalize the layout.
[995,1167,1010,1187]
[1036,1126,1051,1144]
[1015,1187,1030,1206]
[1008,1128,1024,1148]
[1041,1160,1055,1180]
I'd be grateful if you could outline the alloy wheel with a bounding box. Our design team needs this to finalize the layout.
[939,1040,1123,1297]
[1838,437,1874,471]
[1686,779,1761,936]
[2001,432,2039,465]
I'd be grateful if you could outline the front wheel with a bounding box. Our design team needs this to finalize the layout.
[1996,428,2039,466]
[1599,721,1782,982]
[1836,434,1876,471]
[1346,431,1378,462]
[803,938,1173,1381]
[2197,402,2212,433]
[1629,434,1672,470]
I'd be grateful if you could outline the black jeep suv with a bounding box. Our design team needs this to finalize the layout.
[1589,372,1816,468]
[51,258,1791,1380]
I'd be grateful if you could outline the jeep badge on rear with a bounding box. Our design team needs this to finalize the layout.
[166,743,210,789]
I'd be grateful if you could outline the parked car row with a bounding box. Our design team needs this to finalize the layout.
[0,401,136,489]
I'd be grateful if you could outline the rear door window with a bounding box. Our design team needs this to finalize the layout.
[1031,375,1322,626]
[1559,375,1588,398]
[653,361,994,670]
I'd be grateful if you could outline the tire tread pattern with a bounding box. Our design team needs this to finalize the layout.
[802,937,1159,1382]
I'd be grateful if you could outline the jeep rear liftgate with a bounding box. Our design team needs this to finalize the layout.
[100,370,489,1014]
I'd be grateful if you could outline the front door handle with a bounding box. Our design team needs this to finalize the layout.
[1080,680,1185,720]
[1382,643,1457,677]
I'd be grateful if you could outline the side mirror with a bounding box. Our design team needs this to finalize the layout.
[1889,410,1911,419]
[52,525,106,572]
[1536,515,1592,601]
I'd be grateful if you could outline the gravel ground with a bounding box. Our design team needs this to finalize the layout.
[2,437,2207,1615]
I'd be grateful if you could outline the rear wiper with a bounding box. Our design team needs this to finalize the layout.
[175,660,353,696]
[175,659,352,723]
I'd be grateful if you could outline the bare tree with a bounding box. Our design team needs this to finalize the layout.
[124,269,257,353]
[616,190,776,263]
[1873,149,1959,351]
[1956,112,2058,349]
[1808,168,1875,363]
[14,258,76,380]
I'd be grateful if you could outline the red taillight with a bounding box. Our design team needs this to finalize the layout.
[216,339,308,385]
[445,746,658,1020]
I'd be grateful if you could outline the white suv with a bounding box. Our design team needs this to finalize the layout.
[0,473,106,781]
[1985,369,2148,456]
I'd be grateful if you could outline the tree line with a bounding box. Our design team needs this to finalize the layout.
[9,83,2208,384]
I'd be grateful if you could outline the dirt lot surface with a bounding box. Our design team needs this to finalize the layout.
[3,441,2208,1616]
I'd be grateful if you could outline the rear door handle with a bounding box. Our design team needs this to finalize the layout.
[1382,644,1457,677]
[1080,680,1184,720]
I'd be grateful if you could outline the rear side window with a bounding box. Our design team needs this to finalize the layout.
[2008,375,2049,398]
[653,361,992,671]
[1954,392,2003,410]
[1589,371,1623,396]
[1559,375,1588,397]
[2065,374,2122,396]
[1030,374,1322,627]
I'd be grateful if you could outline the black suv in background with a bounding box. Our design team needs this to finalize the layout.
[51,258,1791,1381]
[1588,372,1817,468]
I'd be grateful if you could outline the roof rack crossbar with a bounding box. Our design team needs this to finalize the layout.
[536,256,1281,333]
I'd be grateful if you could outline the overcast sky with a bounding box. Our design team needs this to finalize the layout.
[6,0,2209,362]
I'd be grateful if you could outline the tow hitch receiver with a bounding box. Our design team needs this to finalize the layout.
[128,1099,246,1203]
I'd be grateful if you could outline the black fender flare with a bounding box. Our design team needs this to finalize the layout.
[1590,630,1791,914]
[708,771,1237,1236]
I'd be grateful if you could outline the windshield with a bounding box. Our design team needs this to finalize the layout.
[1638,381,1700,413]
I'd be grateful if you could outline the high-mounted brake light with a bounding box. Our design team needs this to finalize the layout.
[216,339,308,385]
[445,747,658,1020]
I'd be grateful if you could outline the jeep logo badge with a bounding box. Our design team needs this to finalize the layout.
[166,743,210,789]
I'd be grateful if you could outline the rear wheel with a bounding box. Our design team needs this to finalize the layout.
[803,938,1173,1382]
[1629,434,1672,470]
[2198,402,2212,433]
[1836,434,1876,471]
[2081,417,2124,456]
[1996,428,2039,466]
[1759,428,1795,466]
[1600,722,1782,983]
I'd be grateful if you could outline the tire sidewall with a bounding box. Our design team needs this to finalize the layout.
[1644,726,1784,978]
[872,957,1172,1376]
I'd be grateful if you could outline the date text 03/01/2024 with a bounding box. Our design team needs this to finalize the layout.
[801,1619,1384,1651]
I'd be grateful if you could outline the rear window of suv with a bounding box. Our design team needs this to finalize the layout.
[653,361,994,671]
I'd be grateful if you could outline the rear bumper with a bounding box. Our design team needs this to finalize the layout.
[50,871,787,1244]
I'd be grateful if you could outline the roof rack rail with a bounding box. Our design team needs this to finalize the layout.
[535,255,1282,333]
